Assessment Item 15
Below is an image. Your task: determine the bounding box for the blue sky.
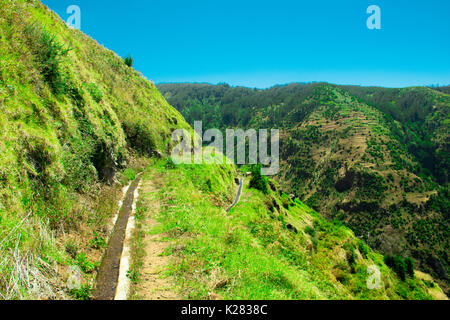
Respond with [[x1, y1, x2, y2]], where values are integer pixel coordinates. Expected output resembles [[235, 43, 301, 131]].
[[42, 0, 449, 88]]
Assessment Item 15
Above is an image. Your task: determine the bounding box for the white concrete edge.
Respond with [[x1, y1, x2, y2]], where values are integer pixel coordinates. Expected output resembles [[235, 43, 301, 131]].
[[114, 181, 141, 300]]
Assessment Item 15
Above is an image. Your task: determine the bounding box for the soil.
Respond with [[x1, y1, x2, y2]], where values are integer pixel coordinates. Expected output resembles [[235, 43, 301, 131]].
[[136, 179, 179, 300]]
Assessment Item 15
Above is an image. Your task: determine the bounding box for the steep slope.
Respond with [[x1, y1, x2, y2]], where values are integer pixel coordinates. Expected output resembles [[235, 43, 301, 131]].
[[0, 0, 189, 299], [0, 0, 446, 300], [158, 83, 450, 293], [129, 159, 441, 300], [341, 85, 449, 185], [277, 86, 449, 285]]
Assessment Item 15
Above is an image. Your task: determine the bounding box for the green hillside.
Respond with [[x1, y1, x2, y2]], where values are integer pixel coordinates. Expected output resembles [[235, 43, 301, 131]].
[[130, 159, 440, 300], [0, 0, 446, 300], [158, 83, 450, 294], [0, 0, 188, 299]]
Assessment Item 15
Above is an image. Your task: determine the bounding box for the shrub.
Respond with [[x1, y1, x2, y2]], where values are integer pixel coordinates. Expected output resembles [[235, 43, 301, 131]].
[[25, 23, 70, 93], [343, 244, 356, 267], [126, 269, 140, 284], [394, 256, 407, 281], [122, 120, 157, 156], [358, 240, 369, 258], [134, 206, 146, 220], [61, 137, 99, 193], [123, 168, 137, 181], [89, 232, 106, 249], [70, 284, 93, 300], [405, 257, 415, 278], [164, 158, 176, 170], [305, 226, 316, 238], [384, 255, 409, 281], [124, 55, 133, 67], [65, 241, 78, 259], [76, 253, 97, 273], [249, 164, 268, 194]]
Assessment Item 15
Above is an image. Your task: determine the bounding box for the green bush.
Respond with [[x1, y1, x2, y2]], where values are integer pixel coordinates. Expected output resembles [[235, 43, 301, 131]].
[[76, 254, 97, 274], [124, 55, 133, 67], [70, 284, 93, 300], [405, 257, 415, 278], [358, 240, 369, 258], [123, 168, 137, 181], [249, 164, 268, 194], [89, 232, 106, 249], [122, 120, 157, 156], [164, 158, 176, 170], [126, 269, 140, 284], [305, 226, 316, 237], [384, 255, 409, 281], [25, 22, 70, 93]]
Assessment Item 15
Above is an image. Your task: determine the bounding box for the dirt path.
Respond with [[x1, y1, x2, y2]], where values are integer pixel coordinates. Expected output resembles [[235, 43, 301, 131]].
[[136, 179, 179, 300], [93, 173, 143, 300]]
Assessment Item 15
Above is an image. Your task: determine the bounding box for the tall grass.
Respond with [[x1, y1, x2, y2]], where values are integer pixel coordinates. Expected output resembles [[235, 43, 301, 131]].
[[24, 22, 71, 94]]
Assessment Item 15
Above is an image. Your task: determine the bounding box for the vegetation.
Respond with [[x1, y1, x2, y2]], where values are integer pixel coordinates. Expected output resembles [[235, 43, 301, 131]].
[[0, 0, 447, 300], [159, 82, 450, 294], [249, 164, 269, 194], [135, 159, 438, 299], [24, 22, 71, 93], [384, 256, 415, 281], [0, 0, 189, 299], [123, 55, 134, 68], [69, 284, 94, 300]]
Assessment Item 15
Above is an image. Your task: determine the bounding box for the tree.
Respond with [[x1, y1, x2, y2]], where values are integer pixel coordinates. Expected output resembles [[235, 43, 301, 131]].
[[405, 257, 415, 278], [124, 55, 133, 67], [249, 164, 268, 194]]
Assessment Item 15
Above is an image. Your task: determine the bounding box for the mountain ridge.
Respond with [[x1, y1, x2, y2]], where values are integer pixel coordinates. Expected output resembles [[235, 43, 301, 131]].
[[158, 82, 450, 294]]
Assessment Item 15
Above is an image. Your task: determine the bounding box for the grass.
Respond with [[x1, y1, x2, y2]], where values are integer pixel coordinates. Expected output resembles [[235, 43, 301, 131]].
[[127, 195, 148, 300], [0, 0, 446, 300], [69, 284, 93, 300], [0, 0, 190, 299], [134, 159, 436, 300]]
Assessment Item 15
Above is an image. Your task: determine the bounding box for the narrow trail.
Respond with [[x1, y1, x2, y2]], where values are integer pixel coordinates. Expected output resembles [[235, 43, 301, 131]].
[[95, 175, 243, 300], [136, 179, 179, 300], [135, 175, 244, 299], [227, 178, 243, 212], [93, 173, 143, 300]]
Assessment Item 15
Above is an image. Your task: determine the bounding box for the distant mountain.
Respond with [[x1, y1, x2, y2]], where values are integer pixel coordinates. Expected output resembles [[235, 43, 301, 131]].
[[158, 82, 450, 293], [430, 85, 450, 95]]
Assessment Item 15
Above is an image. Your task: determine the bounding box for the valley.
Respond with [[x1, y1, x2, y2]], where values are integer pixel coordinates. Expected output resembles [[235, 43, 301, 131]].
[[0, 0, 448, 301], [158, 82, 450, 294]]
